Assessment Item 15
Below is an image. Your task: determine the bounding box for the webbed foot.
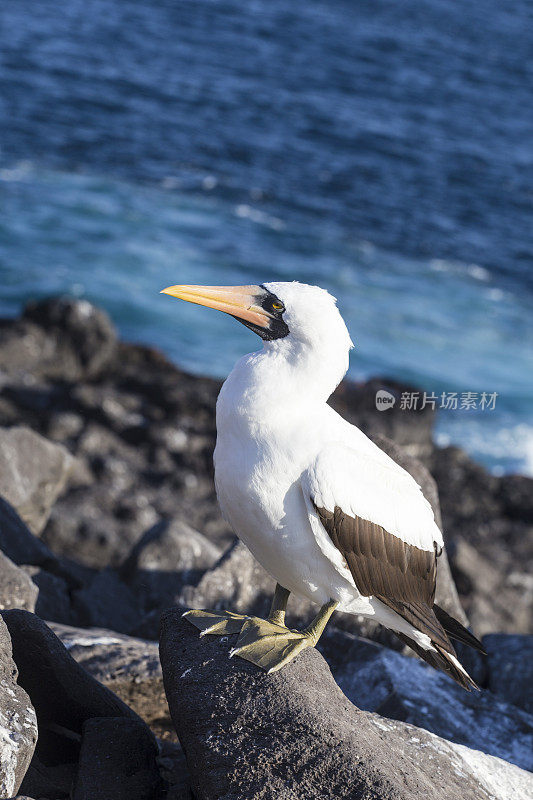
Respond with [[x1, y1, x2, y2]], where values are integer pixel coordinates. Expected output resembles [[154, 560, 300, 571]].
[[229, 616, 313, 673], [182, 609, 249, 637], [228, 597, 338, 673]]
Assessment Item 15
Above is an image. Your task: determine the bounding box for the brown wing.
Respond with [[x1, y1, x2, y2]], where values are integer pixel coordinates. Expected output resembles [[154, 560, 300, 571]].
[[313, 503, 438, 605], [312, 502, 482, 687], [312, 502, 454, 652]]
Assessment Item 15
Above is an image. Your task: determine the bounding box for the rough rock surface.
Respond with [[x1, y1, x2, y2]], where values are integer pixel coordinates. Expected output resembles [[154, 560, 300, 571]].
[[484, 633, 533, 715], [334, 634, 533, 770], [0, 497, 59, 571], [0, 552, 38, 612], [72, 716, 161, 800], [0, 296, 118, 383], [71, 569, 140, 634], [450, 537, 532, 636], [1, 610, 155, 798], [159, 611, 532, 800], [0, 426, 74, 534], [1, 610, 146, 729], [180, 539, 276, 621], [0, 617, 37, 798], [20, 565, 73, 625], [49, 623, 167, 729], [122, 518, 222, 614], [429, 445, 533, 635]]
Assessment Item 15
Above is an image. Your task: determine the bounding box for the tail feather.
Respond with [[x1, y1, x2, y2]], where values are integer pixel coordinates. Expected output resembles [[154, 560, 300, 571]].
[[433, 604, 486, 654], [395, 632, 479, 691], [378, 596, 481, 690]]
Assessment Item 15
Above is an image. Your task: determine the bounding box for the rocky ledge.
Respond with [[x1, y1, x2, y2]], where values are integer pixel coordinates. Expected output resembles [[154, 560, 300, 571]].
[[0, 297, 531, 799]]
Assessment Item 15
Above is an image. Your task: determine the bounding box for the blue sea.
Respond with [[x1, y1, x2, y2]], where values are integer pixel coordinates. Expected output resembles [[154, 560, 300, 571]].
[[0, 0, 532, 474]]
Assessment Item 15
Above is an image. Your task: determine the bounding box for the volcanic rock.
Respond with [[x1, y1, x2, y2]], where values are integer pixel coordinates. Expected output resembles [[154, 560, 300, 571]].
[[429, 446, 533, 635], [484, 633, 533, 715], [334, 635, 533, 770], [0, 296, 118, 383], [71, 569, 141, 634], [0, 617, 37, 797], [1, 610, 154, 799], [159, 610, 532, 800], [0, 497, 59, 571], [0, 552, 38, 613], [121, 518, 222, 613], [49, 623, 167, 729], [451, 537, 532, 636], [21, 566, 73, 625], [498, 474, 533, 523], [71, 717, 161, 800], [0, 426, 74, 534]]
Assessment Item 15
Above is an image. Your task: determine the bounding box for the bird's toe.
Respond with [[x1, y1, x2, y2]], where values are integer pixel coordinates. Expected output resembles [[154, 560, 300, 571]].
[[229, 616, 311, 672], [182, 608, 250, 636]]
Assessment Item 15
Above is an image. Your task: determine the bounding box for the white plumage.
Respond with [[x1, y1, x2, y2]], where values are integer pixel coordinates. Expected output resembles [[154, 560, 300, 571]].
[[214, 282, 441, 646], [162, 279, 480, 685]]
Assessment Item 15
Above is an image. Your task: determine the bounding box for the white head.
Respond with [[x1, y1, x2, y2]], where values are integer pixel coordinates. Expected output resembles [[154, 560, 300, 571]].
[[262, 280, 352, 351], [161, 280, 353, 400]]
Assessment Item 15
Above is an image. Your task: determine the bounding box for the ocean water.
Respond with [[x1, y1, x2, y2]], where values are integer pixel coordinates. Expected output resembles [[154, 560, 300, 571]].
[[0, 0, 532, 474]]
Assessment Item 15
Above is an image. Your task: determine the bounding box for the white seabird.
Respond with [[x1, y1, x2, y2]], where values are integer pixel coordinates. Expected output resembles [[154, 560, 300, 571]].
[[161, 281, 483, 688]]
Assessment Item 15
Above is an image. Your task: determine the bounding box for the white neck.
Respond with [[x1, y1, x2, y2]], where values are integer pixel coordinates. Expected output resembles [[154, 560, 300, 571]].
[[218, 334, 350, 426]]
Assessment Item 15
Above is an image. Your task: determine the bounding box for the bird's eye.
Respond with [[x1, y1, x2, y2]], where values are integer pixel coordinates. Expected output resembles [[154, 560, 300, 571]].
[[272, 301, 284, 312]]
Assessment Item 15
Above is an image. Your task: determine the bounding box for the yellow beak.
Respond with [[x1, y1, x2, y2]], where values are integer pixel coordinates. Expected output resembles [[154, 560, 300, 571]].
[[160, 283, 271, 330]]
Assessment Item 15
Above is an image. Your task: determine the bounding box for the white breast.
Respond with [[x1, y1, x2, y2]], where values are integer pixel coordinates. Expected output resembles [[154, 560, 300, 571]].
[[213, 379, 366, 606]]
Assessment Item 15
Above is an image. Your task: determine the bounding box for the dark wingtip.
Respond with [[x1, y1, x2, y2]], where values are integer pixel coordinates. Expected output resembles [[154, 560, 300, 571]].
[[433, 604, 485, 654]]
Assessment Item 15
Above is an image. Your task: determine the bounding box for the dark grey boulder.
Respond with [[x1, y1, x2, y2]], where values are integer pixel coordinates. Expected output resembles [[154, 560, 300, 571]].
[[159, 609, 532, 800], [334, 635, 533, 770], [21, 566, 73, 625], [0, 296, 118, 383], [128, 608, 166, 640], [484, 633, 533, 715], [19, 753, 77, 800], [49, 623, 167, 729], [121, 518, 222, 613], [1, 610, 154, 799], [0, 552, 38, 612], [157, 739, 191, 800], [0, 611, 150, 729], [497, 474, 533, 523], [71, 717, 161, 800], [429, 446, 533, 637], [451, 537, 532, 636], [0, 617, 37, 797], [71, 569, 141, 634], [0, 426, 74, 535], [179, 539, 276, 622], [0, 497, 59, 570]]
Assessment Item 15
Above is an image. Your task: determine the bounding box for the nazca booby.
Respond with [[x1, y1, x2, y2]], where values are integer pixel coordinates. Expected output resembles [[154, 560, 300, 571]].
[[161, 281, 483, 687]]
